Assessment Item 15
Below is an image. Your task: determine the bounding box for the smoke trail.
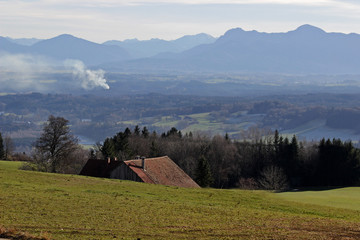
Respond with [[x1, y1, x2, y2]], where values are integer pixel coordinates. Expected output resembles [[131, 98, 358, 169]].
[[64, 59, 110, 90]]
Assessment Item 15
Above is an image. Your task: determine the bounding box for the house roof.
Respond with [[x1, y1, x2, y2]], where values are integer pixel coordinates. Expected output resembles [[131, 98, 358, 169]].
[[79, 158, 121, 178], [124, 156, 200, 188]]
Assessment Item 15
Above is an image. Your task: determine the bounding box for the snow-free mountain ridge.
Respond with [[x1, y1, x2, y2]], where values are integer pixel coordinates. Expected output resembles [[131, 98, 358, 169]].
[[2, 25, 360, 74], [112, 24, 360, 74]]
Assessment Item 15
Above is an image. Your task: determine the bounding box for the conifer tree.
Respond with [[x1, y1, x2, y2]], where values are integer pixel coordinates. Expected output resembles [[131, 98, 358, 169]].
[[0, 132, 4, 160], [195, 155, 213, 187], [142, 126, 149, 138], [134, 125, 140, 136]]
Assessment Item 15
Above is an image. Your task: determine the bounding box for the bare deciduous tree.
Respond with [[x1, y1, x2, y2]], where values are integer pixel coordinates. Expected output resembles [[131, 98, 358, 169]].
[[258, 165, 289, 191], [34, 115, 79, 173]]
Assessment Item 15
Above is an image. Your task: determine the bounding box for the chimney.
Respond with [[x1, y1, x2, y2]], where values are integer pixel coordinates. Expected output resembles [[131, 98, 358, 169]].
[[141, 156, 146, 171]]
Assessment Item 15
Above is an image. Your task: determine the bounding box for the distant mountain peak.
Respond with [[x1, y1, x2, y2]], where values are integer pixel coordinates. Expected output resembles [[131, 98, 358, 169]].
[[56, 34, 76, 39], [293, 24, 326, 34], [177, 33, 214, 40], [37, 34, 95, 46], [219, 27, 261, 42], [123, 38, 140, 43], [225, 27, 245, 34]]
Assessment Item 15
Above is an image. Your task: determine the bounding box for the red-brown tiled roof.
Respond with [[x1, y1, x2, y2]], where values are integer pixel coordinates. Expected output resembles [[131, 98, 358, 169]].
[[124, 156, 200, 188]]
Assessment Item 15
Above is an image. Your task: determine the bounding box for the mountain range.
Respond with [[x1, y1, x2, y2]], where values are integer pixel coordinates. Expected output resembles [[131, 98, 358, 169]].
[[1, 33, 215, 65], [5, 37, 43, 46], [104, 33, 215, 59], [2, 25, 360, 74], [0, 34, 129, 66]]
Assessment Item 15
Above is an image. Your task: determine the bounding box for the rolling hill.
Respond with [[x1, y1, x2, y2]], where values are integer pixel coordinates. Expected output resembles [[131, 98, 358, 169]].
[[1, 160, 360, 239]]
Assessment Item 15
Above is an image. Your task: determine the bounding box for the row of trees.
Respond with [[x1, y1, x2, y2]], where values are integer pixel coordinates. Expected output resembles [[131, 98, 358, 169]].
[[98, 127, 360, 189], [26, 116, 360, 190]]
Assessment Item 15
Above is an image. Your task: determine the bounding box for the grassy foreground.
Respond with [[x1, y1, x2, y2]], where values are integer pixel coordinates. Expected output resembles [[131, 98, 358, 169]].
[[1, 161, 360, 239], [277, 187, 360, 211]]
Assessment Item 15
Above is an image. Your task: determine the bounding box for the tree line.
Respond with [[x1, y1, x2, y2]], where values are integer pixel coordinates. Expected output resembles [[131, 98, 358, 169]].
[[14, 115, 360, 190], [98, 127, 360, 189]]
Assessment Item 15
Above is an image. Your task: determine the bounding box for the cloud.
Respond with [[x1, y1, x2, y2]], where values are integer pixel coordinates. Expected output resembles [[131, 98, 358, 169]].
[[64, 59, 110, 90], [1, 0, 360, 42], [37, 0, 359, 7]]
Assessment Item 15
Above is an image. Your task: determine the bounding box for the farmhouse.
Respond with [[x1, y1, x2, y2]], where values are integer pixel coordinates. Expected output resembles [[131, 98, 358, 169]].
[[80, 156, 200, 188], [79, 157, 121, 178]]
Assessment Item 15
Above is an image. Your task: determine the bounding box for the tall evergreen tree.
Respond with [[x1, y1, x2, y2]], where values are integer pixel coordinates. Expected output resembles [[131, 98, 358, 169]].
[[225, 133, 230, 141], [273, 130, 280, 163], [124, 127, 132, 137], [134, 125, 140, 136], [149, 141, 159, 157], [288, 135, 301, 186], [142, 126, 149, 138], [101, 138, 116, 158], [0, 132, 4, 159], [195, 155, 213, 187]]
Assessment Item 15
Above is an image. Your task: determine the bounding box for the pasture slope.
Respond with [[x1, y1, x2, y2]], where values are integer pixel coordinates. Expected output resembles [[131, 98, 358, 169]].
[[0, 160, 360, 240]]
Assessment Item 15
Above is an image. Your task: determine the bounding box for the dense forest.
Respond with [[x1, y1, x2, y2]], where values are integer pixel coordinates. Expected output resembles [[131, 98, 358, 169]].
[[97, 126, 360, 189]]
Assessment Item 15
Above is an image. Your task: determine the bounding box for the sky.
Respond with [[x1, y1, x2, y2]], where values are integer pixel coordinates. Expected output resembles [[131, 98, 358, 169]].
[[1, 0, 360, 43]]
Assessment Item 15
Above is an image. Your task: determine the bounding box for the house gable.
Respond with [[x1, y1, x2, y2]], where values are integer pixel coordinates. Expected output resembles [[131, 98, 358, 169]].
[[79, 159, 121, 178]]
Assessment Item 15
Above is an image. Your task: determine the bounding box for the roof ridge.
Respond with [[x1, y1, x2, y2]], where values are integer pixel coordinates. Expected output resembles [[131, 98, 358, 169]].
[[125, 156, 169, 162]]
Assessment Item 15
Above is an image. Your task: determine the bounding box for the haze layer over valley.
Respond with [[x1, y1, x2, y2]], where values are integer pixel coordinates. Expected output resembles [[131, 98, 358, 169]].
[[2, 25, 360, 150]]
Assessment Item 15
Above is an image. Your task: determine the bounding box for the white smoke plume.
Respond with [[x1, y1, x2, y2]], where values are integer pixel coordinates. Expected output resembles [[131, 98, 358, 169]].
[[64, 59, 110, 90], [0, 53, 110, 92]]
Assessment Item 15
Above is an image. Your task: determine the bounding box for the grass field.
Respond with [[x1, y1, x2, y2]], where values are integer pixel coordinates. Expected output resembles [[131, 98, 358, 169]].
[[1, 160, 360, 239], [277, 187, 360, 211], [136, 112, 260, 137]]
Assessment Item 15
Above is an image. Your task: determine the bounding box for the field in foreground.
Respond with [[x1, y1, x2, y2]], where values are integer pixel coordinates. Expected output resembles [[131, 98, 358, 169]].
[[277, 187, 360, 211], [1, 161, 360, 239]]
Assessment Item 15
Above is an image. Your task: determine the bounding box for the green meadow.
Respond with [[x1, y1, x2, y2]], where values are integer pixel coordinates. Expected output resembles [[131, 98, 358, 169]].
[[1, 160, 360, 239], [277, 187, 360, 211]]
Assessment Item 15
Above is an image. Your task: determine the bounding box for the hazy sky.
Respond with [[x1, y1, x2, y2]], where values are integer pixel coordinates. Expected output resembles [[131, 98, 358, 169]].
[[1, 0, 360, 42]]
